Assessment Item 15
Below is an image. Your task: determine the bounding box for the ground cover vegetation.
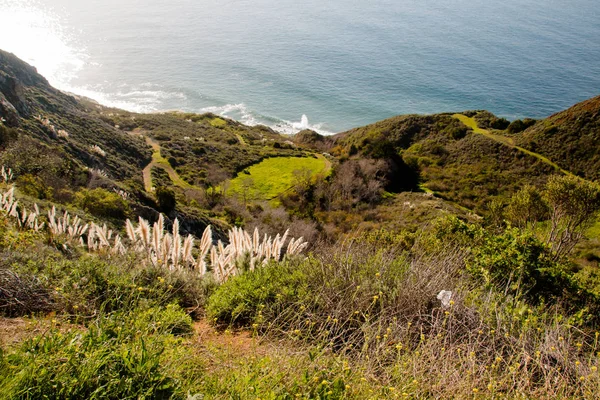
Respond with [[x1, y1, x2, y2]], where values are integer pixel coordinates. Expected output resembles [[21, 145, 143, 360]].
[[2, 49, 600, 398]]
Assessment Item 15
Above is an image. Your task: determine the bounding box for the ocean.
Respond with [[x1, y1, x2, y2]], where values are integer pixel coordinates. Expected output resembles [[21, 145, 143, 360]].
[[1, 0, 599, 134]]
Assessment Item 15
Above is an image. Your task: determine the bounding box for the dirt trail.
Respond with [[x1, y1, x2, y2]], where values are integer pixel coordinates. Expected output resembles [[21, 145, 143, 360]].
[[453, 114, 571, 175], [142, 136, 202, 193]]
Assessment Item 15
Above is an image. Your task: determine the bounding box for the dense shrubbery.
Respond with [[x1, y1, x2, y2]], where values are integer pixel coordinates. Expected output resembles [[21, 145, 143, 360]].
[[507, 118, 537, 134], [0, 124, 18, 149], [75, 187, 130, 220], [0, 304, 192, 399]]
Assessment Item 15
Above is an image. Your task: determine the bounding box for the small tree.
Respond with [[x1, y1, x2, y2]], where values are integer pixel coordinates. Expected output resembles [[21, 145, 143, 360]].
[[505, 185, 549, 229], [240, 177, 254, 206], [545, 175, 600, 258]]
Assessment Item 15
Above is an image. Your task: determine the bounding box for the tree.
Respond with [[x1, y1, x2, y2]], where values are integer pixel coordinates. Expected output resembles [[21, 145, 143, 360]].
[[545, 175, 600, 258], [203, 166, 229, 208], [505, 185, 549, 229], [240, 177, 254, 206]]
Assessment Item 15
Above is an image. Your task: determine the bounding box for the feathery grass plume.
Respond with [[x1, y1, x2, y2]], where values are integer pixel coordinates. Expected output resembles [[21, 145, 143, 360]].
[[171, 219, 182, 268], [137, 216, 151, 252], [152, 222, 161, 258], [112, 235, 126, 255], [171, 234, 182, 271], [252, 227, 259, 250], [1, 166, 13, 183], [87, 224, 97, 251], [156, 214, 165, 240], [278, 229, 289, 260], [93, 223, 109, 248], [286, 237, 308, 255], [125, 219, 136, 242], [182, 235, 194, 265], [161, 234, 173, 269], [90, 144, 106, 157], [210, 246, 221, 281], [196, 257, 207, 275]]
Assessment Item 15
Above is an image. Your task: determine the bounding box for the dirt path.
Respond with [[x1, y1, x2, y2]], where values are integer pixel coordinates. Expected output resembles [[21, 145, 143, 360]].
[[453, 114, 572, 175], [142, 136, 203, 192]]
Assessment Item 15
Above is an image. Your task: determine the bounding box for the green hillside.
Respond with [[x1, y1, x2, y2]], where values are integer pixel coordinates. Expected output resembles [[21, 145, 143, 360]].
[[516, 95, 600, 180]]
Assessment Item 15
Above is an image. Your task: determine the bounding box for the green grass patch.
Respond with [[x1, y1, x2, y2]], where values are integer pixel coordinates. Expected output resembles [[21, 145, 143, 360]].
[[209, 117, 227, 128], [228, 156, 327, 202], [585, 218, 600, 240]]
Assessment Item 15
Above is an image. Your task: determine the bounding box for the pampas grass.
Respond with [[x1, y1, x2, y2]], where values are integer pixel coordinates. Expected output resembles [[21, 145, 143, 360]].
[[1, 166, 13, 183], [0, 182, 309, 283]]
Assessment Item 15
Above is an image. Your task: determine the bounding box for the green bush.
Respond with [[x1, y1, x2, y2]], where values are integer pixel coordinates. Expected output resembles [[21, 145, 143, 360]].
[[7, 252, 208, 317], [15, 174, 52, 199], [206, 261, 310, 327], [507, 118, 537, 134], [0, 124, 18, 149], [0, 305, 190, 399], [467, 228, 599, 318], [75, 187, 129, 220]]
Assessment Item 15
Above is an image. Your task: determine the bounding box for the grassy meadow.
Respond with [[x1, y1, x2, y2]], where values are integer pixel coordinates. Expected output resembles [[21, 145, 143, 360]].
[[227, 155, 329, 203]]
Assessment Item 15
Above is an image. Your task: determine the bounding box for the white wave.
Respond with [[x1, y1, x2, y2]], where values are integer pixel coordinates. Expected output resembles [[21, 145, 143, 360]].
[[275, 114, 334, 136], [200, 104, 334, 136], [201, 103, 260, 126], [61, 85, 156, 113]]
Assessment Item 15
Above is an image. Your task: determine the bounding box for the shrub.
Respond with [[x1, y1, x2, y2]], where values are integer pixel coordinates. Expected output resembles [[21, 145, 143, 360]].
[[545, 175, 600, 258], [206, 261, 310, 327], [0, 306, 189, 399], [0, 124, 18, 149], [0, 268, 55, 317], [468, 227, 600, 321], [505, 184, 549, 228], [155, 186, 176, 213], [15, 174, 52, 199], [507, 118, 537, 134], [75, 187, 129, 220]]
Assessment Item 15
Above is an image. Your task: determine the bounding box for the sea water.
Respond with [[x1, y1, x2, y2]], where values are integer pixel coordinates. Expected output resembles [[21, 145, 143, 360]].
[[1, 0, 599, 134]]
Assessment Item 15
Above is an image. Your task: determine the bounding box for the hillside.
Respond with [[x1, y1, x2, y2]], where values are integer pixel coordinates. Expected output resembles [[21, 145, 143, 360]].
[[0, 50, 322, 238], [329, 112, 556, 214], [516, 95, 600, 180]]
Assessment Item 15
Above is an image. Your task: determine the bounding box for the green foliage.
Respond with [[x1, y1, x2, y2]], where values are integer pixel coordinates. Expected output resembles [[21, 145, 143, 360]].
[[507, 118, 537, 134], [2, 137, 88, 200], [515, 95, 600, 180], [468, 228, 560, 301], [545, 175, 600, 257], [75, 187, 130, 220], [473, 110, 510, 130], [206, 261, 310, 327], [0, 124, 18, 149], [468, 227, 600, 319], [15, 174, 53, 199], [505, 184, 549, 228], [228, 156, 327, 203], [0, 305, 190, 399]]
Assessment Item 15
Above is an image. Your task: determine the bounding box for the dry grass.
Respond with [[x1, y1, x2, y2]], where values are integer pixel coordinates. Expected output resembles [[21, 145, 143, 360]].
[[239, 234, 600, 398]]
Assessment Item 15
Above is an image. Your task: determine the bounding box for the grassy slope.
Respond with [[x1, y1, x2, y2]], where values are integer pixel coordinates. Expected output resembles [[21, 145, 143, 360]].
[[142, 136, 200, 192], [333, 113, 555, 214], [453, 114, 571, 174], [228, 155, 329, 202], [515, 95, 600, 180]]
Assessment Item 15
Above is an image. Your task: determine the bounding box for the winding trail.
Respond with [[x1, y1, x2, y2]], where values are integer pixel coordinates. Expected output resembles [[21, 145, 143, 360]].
[[142, 136, 202, 192], [453, 114, 571, 175]]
